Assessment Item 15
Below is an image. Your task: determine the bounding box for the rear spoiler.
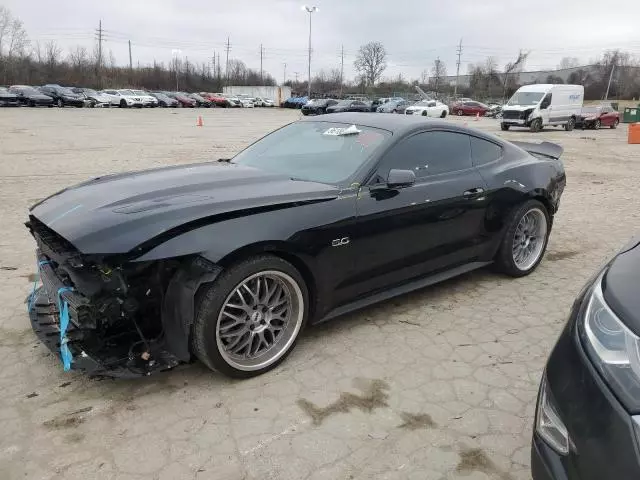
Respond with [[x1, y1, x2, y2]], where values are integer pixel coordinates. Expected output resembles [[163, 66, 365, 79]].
[[511, 141, 563, 160]]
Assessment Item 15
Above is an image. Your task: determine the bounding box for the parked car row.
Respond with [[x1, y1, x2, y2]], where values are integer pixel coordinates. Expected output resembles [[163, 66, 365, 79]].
[[0, 84, 276, 109], [300, 96, 450, 118]]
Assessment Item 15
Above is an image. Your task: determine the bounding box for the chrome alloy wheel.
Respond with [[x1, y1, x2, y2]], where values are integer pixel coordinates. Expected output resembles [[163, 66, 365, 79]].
[[512, 208, 548, 271], [216, 271, 304, 371]]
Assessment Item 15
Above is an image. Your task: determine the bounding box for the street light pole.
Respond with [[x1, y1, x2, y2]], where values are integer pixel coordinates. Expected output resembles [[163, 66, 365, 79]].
[[171, 49, 182, 91], [302, 6, 318, 99]]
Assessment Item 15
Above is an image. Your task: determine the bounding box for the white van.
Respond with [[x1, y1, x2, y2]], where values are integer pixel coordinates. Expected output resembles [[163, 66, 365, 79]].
[[500, 84, 584, 132]]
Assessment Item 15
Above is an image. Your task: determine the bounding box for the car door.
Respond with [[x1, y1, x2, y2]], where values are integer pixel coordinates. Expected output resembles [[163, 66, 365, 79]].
[[343, 130, 489, 299], [539, 93, 552, 124], [599, 106, 612, 126]]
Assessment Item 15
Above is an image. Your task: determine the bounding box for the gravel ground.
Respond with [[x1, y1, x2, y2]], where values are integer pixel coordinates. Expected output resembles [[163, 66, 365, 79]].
[[0, 107, 639, 480]]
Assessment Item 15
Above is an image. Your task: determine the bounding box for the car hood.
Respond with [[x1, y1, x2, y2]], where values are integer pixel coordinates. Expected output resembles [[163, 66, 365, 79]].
[[503, 105, 537, 111], [29, 162, 339, 255], [603, 239, 640, 336]]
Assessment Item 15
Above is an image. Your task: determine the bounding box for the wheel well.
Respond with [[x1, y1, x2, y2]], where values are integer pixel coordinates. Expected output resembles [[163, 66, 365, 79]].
[[532, 195, 553, 215], [217, 245, 318, 319]]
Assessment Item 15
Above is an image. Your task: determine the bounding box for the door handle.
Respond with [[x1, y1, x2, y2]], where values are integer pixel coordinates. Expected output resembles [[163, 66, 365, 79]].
[[463, 187, 485, 198]]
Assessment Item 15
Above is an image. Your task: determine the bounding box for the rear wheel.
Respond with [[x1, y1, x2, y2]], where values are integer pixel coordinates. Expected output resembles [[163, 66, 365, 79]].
[[57, 98, 64, 108], [494, 200, 550, 277], [422, 111, 428, 117], [120, 99, 127, 108], [564, 117, 575, 131], [440, 110, 447, 118], [500, 123, 510, 131], [29, 100, 35, 107], [192, 255, 308, 378], [611, 119, 619, 129]]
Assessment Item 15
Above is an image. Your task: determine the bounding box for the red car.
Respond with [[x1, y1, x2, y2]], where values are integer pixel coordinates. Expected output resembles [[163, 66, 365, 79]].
[[576, 104, 620, 129], [166, 92, 196, 107], [201, 92, 230, 108], [452, 100, 489, 116]]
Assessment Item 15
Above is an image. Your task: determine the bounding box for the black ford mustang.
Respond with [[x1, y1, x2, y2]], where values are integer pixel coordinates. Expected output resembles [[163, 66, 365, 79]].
[[26, 113, 566, 378]]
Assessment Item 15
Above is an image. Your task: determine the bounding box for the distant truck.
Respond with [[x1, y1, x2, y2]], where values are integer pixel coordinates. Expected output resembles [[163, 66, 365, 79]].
[[500, 84, 584, 132]]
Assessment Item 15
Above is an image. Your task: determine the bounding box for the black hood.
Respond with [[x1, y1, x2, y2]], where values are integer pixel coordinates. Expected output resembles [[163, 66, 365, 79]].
[[603, 239, 640, 336], [29, 162, 338, 255]]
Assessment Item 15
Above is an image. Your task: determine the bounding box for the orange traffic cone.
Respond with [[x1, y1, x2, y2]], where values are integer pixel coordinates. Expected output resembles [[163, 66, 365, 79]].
[[475, 112, 479, 121], [196, 116, 203, 127]]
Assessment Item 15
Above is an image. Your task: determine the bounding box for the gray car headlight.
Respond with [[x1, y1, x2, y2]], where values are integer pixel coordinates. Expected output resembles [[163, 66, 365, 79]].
[[580, 274, 640, 411]]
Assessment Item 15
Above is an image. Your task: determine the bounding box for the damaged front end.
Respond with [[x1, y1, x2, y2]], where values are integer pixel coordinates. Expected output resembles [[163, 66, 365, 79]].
[[26, 216, 219, 378]]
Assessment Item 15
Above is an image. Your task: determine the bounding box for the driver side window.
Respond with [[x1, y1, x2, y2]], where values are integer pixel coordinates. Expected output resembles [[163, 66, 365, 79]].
[[541, 93, 552, 108], [374, 131, 472, 183]]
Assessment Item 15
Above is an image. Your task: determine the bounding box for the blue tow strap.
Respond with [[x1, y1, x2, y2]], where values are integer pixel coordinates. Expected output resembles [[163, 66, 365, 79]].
[[56, 286, 74, 371], [27, 260, 51, 313]]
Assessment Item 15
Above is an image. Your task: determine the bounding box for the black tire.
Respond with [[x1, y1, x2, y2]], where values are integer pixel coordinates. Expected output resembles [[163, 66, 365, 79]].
[[440, 110, 447, 118], [422, 111, 428, 117], [120, 99, 127, 108], [29, 101, 35, 107], [500, 123, 510, 131], [564, 117, 575, 131], [494, 199, 550, 277], [611, 119, 619, 129], [57, 98, 64, 108], [192, 255, 309, 378], [595, 119, 601, 129], [530, 118, 542, 132]]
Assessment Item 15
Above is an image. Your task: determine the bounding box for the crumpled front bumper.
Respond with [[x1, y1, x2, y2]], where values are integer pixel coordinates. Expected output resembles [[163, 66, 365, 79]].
[[28, 285, 182, 379]]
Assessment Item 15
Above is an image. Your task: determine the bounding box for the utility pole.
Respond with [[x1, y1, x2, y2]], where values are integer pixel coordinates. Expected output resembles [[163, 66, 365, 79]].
[[303, 6, 318, 98], [340, 44, 344, 97], [260, 44, 264, 84], [96, 20, 103, 88], [283, 63, 287, 85], [217, 53, 221, 83], [225, 36, 231, 86], [604, 63, 616, 100], [454, 38, 462, 97], [128, 40, 133, 71], [294, 72, 300, 83]]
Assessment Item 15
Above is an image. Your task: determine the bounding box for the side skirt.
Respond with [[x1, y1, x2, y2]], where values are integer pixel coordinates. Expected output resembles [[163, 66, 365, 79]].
[[317, 261, 492, 324]]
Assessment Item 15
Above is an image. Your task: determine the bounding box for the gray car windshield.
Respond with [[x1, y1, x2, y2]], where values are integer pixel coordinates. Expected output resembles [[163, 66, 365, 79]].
[[232, 122, 391, 184], [507, 92, 545, 106]]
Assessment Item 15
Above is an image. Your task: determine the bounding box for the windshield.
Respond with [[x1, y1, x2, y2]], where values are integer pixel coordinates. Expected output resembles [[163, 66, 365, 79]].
[[132, 90, 146, 95], [507, 91, 545, 106], [0, 87, 9, 93], [83, 89, 97, 95], [59, 87, 76, 95], [16, 86, 39, 95], [582, 107, 601, 114], [232, 121, 391, 184], [336, 100, 352, 106], [120, 90, 135, 95], [416, 100, 435, 106]]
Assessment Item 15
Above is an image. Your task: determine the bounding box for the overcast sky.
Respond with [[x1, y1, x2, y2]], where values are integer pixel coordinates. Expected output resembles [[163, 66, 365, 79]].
[[4, 0, 640, 83]]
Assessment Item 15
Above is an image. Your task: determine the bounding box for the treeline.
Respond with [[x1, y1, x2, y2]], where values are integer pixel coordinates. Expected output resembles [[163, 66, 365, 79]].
[[0, 5, 275, 91]]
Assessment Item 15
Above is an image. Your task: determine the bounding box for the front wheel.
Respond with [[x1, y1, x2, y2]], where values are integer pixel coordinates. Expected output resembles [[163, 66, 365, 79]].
[[530, 118, 542, 132], [422, 111, 428, 117], [457, 110, 463, 116], [611, 119, 619, 129], [440, 110, 447, 118], [192, 255, 308, 378], [57, 99, 64, 108], [594, 119, 601, 129], [120, 99, 127, 108], [494, 200, 550, 277], [500, 123, 510, 131]]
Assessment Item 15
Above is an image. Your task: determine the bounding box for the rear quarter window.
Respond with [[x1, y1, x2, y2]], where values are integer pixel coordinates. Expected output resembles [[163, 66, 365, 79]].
[[470, 136, 503, 166]]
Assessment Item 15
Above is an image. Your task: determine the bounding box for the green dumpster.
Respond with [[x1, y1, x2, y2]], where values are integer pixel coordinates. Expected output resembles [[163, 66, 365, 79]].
[[623, 106, 640, 123]]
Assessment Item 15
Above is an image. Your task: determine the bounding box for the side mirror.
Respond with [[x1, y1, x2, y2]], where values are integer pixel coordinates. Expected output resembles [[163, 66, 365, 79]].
[[387, 169, 416, 188]]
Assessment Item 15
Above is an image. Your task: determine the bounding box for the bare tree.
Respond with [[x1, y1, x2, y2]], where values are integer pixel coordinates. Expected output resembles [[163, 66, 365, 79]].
[[429, 58, 447, 95], [68, 45, 89, 70], [502, 50, 529, 99], [558, 57, 580, 70], [6, 18, 29, 58], [354, 42, 387, 87], [0, 6, 11, 55]]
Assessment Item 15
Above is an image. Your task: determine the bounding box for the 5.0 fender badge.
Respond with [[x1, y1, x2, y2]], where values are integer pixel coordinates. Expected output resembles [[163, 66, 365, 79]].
[[331, 237, 350, 247]]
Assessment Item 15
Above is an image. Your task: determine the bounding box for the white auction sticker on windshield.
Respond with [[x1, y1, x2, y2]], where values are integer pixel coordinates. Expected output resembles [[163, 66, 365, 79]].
[[323, 125, 362, 136]]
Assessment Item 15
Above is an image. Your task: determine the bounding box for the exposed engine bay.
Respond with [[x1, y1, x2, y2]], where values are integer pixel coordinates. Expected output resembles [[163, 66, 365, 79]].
[[27, 215, 190, 377]]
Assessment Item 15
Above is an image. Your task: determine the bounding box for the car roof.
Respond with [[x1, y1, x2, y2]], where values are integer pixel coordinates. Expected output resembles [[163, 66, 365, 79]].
[[299, 112, 496, 139]]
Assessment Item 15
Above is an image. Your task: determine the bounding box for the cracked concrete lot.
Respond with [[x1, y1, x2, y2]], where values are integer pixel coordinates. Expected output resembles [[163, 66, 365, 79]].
[[1, 108, 639, 479]]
